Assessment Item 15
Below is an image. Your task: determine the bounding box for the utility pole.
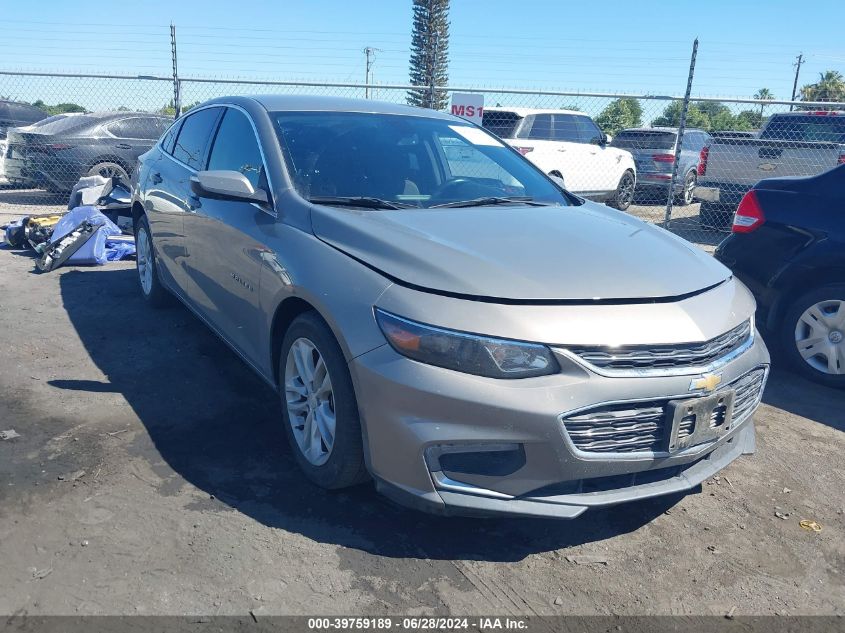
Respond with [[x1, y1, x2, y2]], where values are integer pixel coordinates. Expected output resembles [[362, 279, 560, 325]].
[[170, 24, 181, 118], [664, 37, 698, 229], [364, 47, 378, 99], [790, 53, 804, 111]]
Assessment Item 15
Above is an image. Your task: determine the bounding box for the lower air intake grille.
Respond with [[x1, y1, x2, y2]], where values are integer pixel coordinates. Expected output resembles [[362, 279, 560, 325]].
[[560, 367, 767, 454]]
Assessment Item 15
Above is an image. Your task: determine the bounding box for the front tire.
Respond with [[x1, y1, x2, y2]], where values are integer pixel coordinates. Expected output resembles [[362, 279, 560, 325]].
[[135, 215, 171, 308], [608, 170, 635, 211], [780, 284, 845, 388], [280, 312, 369, 489]]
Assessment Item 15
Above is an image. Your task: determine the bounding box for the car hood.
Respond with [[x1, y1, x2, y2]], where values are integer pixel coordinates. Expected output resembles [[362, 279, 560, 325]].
[[310, 200, 730, 301]]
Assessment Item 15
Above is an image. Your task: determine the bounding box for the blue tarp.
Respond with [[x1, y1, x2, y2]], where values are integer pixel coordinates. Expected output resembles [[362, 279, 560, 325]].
[[48, 206, 134, 265]]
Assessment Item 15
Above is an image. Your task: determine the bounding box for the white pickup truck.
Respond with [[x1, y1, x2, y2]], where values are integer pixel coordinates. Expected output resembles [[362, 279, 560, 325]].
[[697, 111, 845, 228], [481, 107, 637, 210]]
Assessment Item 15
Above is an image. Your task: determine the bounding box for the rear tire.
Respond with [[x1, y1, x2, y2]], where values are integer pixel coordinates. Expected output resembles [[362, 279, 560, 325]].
[[87, 161, 129, 183], [608, 170, 635, 211], [675, 171, 696, 206], [134, 215, 171, 308], [780, 285, 845, 389], [279, 312, 369, 489]]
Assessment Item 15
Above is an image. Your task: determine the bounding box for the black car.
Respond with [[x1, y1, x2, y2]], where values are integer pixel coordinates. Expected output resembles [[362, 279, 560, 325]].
[[0, 100, 49, 139], [715, 164, 845, 387], [4, 112, 171, 191]]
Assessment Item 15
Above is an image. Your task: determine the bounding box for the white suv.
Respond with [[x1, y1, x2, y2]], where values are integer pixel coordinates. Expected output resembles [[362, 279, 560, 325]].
[[482, 107, 637, 210]]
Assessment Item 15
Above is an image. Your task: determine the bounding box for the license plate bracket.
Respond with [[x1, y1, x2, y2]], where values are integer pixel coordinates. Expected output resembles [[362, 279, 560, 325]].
[[667, 390, 735, 452]]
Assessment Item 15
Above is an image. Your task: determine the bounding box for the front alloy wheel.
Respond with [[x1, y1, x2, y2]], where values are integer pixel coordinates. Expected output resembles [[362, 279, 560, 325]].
[[609, 170, 635, 210], [284, 338, 336, 466]]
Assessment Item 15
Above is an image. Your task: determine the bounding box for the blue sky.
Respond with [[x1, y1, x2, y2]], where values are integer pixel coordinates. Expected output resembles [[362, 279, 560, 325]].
[[1, 0, 843, 111]]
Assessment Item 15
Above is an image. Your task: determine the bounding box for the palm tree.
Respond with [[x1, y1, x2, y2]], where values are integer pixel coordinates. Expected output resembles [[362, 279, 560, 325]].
[[800, 71, 845, 106], [753, 88, 774, 117]]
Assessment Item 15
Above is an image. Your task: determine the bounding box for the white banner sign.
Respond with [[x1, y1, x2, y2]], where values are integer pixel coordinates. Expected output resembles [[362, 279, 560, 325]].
[[450, 93, 485, 125]]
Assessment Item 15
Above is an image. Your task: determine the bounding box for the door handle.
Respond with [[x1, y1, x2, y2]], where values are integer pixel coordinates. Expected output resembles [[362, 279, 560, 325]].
[[557, 148, 567, 152], [150, 172, 162, 185], [115, 143, 132, 150]]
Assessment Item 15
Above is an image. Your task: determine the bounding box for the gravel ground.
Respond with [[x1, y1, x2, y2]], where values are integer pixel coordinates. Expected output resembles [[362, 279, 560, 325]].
[[0, 205, 842, 617]]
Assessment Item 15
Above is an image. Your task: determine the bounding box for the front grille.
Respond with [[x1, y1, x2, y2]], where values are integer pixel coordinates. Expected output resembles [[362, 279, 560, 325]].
[[567, 320, 752, 372], [560, 366, 767, 454]]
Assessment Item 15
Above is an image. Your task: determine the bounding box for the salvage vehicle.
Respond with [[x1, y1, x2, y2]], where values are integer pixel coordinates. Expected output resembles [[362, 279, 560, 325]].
[[611, 127, 710, 205], [697, 110, 845, 229], [0, 100, 49, 139], [4, 112, 171, 192], [715, 164, 845, 388], [132, 96, 769, 518], [481, 107, 637, 210]]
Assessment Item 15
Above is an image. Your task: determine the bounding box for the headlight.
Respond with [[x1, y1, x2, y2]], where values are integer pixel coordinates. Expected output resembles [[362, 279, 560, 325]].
[[375, 309, 558, 379]]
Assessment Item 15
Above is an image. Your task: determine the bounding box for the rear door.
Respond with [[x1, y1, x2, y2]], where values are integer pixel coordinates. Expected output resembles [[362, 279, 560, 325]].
[[511, 113, 591, 192], [144, 106, 222, 292], [183, 106, 272, 363]]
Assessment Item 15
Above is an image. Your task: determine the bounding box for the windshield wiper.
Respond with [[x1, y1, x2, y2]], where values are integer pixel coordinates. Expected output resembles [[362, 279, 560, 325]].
[[309, 196, 414, 210], [429, 196, 551, 209]]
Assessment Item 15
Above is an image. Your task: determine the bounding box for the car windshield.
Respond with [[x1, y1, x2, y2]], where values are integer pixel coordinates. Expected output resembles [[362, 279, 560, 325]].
[[272, 111, 570, 209], [481, 110, 522, 138], [612, 131, 676, 150]]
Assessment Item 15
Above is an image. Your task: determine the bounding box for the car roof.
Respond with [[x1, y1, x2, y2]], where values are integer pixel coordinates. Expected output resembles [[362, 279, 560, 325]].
[[617, 127, 707, 134], [483, 106, 587, 117], [201, 95, 462, 122], [85, 111, 170, 120]]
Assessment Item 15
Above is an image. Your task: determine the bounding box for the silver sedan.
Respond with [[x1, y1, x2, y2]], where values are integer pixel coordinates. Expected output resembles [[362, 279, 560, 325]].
[[131, 95, 769, 518]]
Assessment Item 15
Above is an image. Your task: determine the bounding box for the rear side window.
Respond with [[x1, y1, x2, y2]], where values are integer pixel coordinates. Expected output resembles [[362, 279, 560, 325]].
[[159, 120, 181, 154], [107, 117, 169, 140], [172, 108, 222, 170], [522, 114, 553, 140], [481, 110, 522, 138], [207, 108, 266, 189]]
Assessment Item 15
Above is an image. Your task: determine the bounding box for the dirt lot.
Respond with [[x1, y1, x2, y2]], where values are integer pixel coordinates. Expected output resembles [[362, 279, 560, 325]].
[[0, 211, 843, 617]]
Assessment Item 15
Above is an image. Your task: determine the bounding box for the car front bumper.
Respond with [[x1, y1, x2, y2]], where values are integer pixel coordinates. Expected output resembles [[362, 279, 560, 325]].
[[350, 332, 769, 519]]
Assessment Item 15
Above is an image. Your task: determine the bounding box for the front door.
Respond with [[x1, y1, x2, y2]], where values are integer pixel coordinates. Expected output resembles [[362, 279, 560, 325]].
[[183, 106, 271, 365]]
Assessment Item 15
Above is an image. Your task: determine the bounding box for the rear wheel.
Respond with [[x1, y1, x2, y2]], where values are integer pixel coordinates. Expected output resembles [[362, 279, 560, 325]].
[[280, 312, 369, 489], [675, 171, 696, 206], [87, 161, 129, 182], [780, 285, 845, 388], [135, 215, 170, 308], [608, 170, 635, 211]]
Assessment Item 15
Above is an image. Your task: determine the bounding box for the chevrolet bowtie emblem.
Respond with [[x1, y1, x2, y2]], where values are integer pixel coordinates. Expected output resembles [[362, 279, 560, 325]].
[[690, 373, 722, 392]]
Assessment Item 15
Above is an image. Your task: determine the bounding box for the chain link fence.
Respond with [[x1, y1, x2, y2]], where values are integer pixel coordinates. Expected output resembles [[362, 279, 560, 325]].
[[1, 70, 843, 250]]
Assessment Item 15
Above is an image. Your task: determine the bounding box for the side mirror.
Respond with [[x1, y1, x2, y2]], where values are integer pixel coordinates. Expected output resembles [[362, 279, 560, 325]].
[[190, 170, 269, 205], [548, 173, 566, 189], [600, 133, 612, 145]]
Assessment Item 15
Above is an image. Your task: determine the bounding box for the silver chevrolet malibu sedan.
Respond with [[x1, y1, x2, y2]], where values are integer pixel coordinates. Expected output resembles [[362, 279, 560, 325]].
[[132, 95, 769, 518]]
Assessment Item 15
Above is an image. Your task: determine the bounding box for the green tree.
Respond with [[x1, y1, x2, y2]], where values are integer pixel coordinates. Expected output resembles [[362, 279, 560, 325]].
[[32, 100, 86, 115], [407, 0, 450, 110], [753, 88, 775, 118], [651, 101, 710, 129], [595, 98, 643, 135], [799, 70, 845, 107], [735, 109, 763, 130], [158, 100, 201, 116]]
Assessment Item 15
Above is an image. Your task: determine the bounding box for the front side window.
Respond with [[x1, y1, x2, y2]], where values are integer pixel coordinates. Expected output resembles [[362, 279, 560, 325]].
[[172, 107, 221, 170], [207, 108, 266, 189], [575, 116, 603, 144], [107, 117, 169, 140], [273, 111, 570, 209]]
